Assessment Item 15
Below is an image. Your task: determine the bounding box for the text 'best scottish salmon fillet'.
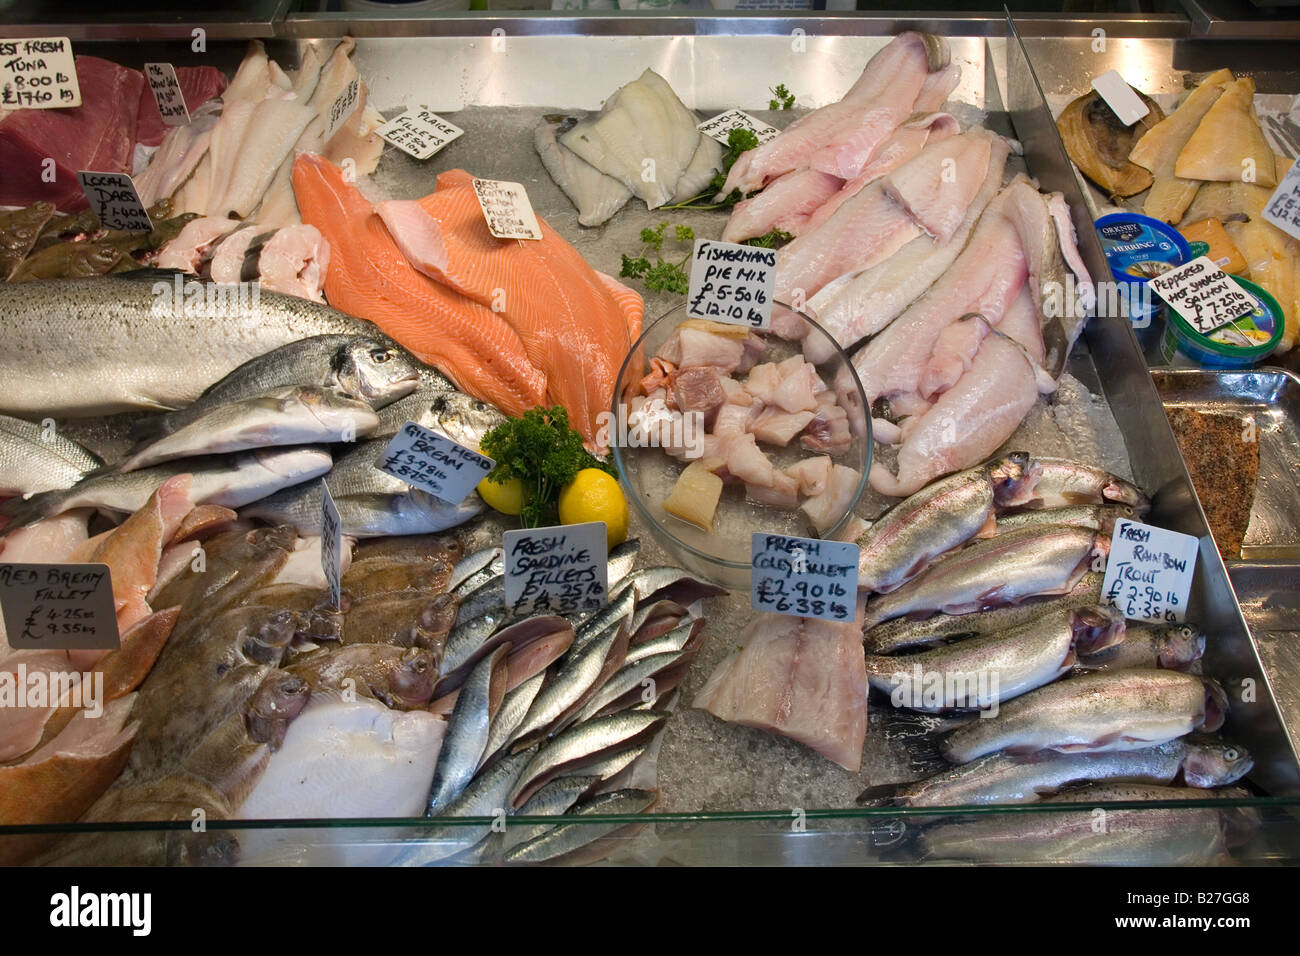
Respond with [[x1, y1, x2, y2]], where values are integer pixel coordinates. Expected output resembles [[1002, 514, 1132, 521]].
[[374, 168, 643, 446], [291, 153, 548, 419]]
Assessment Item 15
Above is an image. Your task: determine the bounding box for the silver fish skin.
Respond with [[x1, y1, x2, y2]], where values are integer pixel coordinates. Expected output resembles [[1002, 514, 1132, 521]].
[[509, 621, 627, 750], [1, 445, 332, 527], [450, 547, 503, 597], [856, 455, 1032, 593], [0, 277, 442, 417], [570, 583, 637, 655], [625, 619, 699, 666], [397, 747, 535, 867], [863, 572, 1106, 655], [940, 669, 1221, 763], [558, 742, 648, 784], [993, 503, 1139, 537], [861, 525, 1105, 629], [428, 646, 509, 813], [1018, 458, 1147, 512], [867, 737, 1251, 807], [146, 334, 425, 439], [480, 672, 547, 771], [116, 386, 380, 472], [0, 413, 102, 496], [243, 478, 482, 538], [502, 774, 602, 851], [441, 615, 569, 687], [572, 651, 685, 724], [375, 387, 504, 448], [1077, 622, 1206, 672], [510, 711, 666, 807], [916, 791, 1235, 865], [503, 788, 657, 864], [866, 606, 1124, 711], [627, 599, 689, 640]]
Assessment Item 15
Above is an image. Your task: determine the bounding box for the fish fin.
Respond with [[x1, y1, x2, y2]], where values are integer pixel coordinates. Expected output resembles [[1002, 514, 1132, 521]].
[[128, 413, 173, 445], [0, 493, 60, 537], [113, 267, 193, 283], [855, 782, 903, 806]]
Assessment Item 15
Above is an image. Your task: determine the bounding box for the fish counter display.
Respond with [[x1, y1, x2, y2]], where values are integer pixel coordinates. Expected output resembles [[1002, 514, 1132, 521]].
[[0, 27, 1297, 867]]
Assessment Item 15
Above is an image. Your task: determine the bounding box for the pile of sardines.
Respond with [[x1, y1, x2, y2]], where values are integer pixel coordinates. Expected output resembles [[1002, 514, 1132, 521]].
[[853, 454, 1256, 865]]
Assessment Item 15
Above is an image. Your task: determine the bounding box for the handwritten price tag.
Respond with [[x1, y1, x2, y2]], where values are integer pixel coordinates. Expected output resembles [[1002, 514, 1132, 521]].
[[323, 76, 360, 141], [0, 563, 119, 650], [504, 522, 608, 616], [144, 62, 190, 126], [375, 421, 495, 505], [1263, 160, 1300, 242], [376, 107, 464, 160], [1101, 519, 1199, 624], [686, 239, 776, 330], [472, 178, 543, 241], [0, 37, 80, 109], [320, 481, 342, 610], [697, 109, 781, 146], [76, 171, 152, 233], [1149, 256, 1253, 335], [751, 533, 858, 622]]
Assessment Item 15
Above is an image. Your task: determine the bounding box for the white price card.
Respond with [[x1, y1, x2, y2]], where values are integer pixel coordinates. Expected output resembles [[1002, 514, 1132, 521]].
[[376, 421, 495, 505], [0, 563, 119, 650], [376, 107, 464, 160], [0, 37, 80, 109], [1090, 70, 1150, 126], [504, 522, 608, 616], [686, 238, 776, 330], [320, 481, 342, 610], [1149, 256, 1254, 334], [472, 178, 543, 240], [751, 533, 859, 622], [1263, 159, 1300, 241], [76, 171, 153, 232], [144, 62, 190, 126], [323, 76, 360, 141], [697, 109, 781, 147], [1101, 519, 1199, 624]]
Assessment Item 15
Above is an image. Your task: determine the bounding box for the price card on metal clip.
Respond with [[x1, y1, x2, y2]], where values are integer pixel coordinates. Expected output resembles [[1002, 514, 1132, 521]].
[[1101, 519, 1199, 624]]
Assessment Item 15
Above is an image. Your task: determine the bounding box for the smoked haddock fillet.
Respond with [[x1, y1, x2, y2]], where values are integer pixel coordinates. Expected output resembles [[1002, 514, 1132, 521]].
[[291, 154, 547, 417], [376, 169, 642, 445]]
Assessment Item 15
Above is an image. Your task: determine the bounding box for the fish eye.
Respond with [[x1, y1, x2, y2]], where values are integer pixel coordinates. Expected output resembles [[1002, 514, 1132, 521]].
[[370, 348, 394, 363], [1225, 749, 1238, 761]]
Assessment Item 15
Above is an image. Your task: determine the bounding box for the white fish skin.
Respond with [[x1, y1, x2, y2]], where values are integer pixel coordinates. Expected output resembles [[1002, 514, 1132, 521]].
[[561, 69, 701, 209], [804, 132, 1009, 363], [669, 133, 724, 204], [252, 155, 304, 231], [134, 103, 221, 207], [216, 96, 316, 219], [534, 115, 632, 227]]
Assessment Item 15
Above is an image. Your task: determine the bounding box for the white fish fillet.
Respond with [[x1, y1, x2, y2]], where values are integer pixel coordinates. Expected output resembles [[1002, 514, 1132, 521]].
[[870, 331, 1040, 497], [216, 94, 316, 219], [534, 114, 632, 226], [134, 103, 221, 207], [207, 226, 262, 284], [257, 224, 331, 303], [881, 129, 993, 243], [804, 133, 1009, 362], [722, 167, 844, 243], [670, 132, 724, 204], [694, 613, 867, 771], [252, 155, 304, 230], [561, 69, 706, 209]]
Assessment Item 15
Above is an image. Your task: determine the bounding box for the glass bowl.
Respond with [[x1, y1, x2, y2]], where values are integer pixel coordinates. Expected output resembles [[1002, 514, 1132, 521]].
[[610, 302, 871, 590]]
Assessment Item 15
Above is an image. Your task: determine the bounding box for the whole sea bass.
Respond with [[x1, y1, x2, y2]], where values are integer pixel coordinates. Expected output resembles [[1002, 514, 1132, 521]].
[[0, 276, 450, 417]]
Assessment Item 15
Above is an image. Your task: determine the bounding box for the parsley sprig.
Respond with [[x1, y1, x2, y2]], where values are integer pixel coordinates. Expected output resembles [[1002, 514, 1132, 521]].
[[769, 84, 795, 110], [619, 222, 696, 294]]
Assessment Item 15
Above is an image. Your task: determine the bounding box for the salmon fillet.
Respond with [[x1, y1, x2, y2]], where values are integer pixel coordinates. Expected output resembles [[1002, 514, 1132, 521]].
[[291, 154, 547, 417], [375, 170, 640, 444]]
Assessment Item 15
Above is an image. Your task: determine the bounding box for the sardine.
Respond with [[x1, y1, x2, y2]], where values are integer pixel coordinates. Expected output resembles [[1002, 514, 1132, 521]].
[[558, 742, 649, 784], [940, 669, 1227, 763], [510, 711, 666, 807], [141, 334, 423, 443], [1077, 622, 1206, 672], [480, 672, 547, 770], [114, 386, 380, 472], [0, 277, 447, 417], [866, 607, 1124, 711], [572, 651, 687, 723], [1, 445, 333, 529], [861, 525, 1105, 629], [863, 572, 1105, 654], [0, 413, 102, 496], [856, 454, 1034, 593], [993, 503, 1139, 536], [440, 615, 570, 689], [502, 789, 658, 864], [503, 775, 601, 851], [862, 736, 1252, 807], [915, 784, 1247, 865], [449, 547, 503, 594], [428, 645, 510, 813], [570, 582, 638, 655], [1018, 458, 1147, 512], [625, 619, 701, 666]]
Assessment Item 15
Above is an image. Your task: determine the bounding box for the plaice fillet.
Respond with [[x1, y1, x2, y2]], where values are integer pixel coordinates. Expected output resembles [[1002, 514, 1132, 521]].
[[804, 132, 1008, 362], [292, 154, 548, 417], [1175, 77, 1277, 188], [560, 69, 709, 210], [694, 613, 866, 772], [534, 114, 633, 227], [374, 169, 641, 445], [718, 31, 950, 197]]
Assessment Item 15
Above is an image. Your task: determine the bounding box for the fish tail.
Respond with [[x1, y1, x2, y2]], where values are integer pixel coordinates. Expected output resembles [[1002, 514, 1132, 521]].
[[0, 492, 60, 537], [855, 782, 902, 806]]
